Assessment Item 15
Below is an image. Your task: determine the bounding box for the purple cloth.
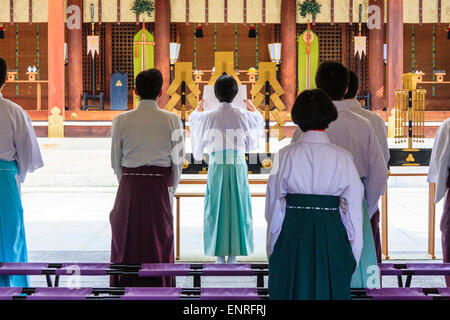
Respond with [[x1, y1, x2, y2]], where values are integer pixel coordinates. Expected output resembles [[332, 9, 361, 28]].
[[370, 209, 382, 263], [120, 287, 181, 300], [405, 263, 450, 275], [0, 287, 22, 300], [441, 171, 450, 287], [0, 263, 49, 275], [138, 264, 190, 276], [110, 166, 175, 287], [365, 288, 432, 300], [55, 263, 110, 276], [27, 288, 92, 300], [200, 288, 260, 300], [202, 264, 253, 276], [438, 288, 450, 296], [378, 264, 402, 276]]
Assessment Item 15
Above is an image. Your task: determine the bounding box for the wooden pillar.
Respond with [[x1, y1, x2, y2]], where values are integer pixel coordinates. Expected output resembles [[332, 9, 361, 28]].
[[67, 0, 83, 111], [48, 0, 65, 137], [155, 0, 170, 107], [386, 0, 403, 112], [280, 0, 297, 109], [105, 23, 113, 101], [368, 0, 385, 111]]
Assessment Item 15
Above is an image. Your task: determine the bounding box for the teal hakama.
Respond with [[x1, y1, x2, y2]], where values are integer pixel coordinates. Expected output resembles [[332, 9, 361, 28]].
[[269, 194, 356, 300], [350, 200, 380, 288], [203, 150, 254, 256], [0, 160, 29, 287]]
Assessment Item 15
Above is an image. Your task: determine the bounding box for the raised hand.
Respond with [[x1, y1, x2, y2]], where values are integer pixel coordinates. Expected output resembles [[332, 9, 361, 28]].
[[244, 99, 256, 112], [197, 99, 205, 112]]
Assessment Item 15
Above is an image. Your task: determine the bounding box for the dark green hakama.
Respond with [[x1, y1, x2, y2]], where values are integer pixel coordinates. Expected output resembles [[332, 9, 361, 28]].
[[269, 194, 356, 300]]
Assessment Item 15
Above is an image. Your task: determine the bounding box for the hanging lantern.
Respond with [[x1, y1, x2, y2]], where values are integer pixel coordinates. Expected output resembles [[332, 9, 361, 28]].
[[0, 23, 4, 39], [195, 24, 204, 38], [248, 24, 256, 38]]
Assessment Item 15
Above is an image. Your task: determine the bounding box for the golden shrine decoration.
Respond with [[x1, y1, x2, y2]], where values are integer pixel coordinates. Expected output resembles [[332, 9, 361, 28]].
[[166, 62, 201, 126], [250, 62, 287, 152], [393, 73, 426, 149], [208, 52, 242, 86], [48, 107, 64, 138]]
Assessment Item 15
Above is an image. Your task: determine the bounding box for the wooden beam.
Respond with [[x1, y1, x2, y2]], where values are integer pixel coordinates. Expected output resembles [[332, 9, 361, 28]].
[[368, 0, 385, 111], [386, 0, 403, 113], [48, 0, 65, 137], [280, 0, 297, 109], [67, 0, 83, 111], [155, 0, 171, 107]]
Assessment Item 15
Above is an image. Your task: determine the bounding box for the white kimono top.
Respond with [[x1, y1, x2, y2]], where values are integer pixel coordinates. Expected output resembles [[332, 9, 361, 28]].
[[344, 99, 390, 164], [428, 118, 450, 203], [0, 93, 43, 182], [111, 99, 185, 191], [292, 101, 388, 218], [265, 131, 364, 263], [189, 102, 264, 161]]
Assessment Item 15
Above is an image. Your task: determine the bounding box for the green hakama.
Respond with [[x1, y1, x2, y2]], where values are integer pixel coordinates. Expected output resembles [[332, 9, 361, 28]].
[[203, 150, 254, 256], [269, 194, 356, 300]]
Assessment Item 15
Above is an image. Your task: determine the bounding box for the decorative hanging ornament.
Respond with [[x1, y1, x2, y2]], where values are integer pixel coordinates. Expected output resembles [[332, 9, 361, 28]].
[[0, 23, 4, 39], [354, 36, 366, 58], [87, 35, 100, 56], [448, 24, 450, 40], [248, 24, 256, 38], [195, 24, 204, 38]]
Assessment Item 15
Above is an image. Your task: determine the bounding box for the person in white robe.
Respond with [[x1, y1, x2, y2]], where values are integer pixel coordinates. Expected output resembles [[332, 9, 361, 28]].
[[428, 118, 450, 287], [343, 70, 390, 263], [291, 62, 386, 288], [266, 89, 364, 300], [109, 69, 185, 287], [189, 74, 264, 264], [0, 57, 44, 287]]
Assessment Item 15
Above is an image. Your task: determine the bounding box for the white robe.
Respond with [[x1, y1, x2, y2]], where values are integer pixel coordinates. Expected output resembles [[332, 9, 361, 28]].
[[265, 131, 364, 263], [291, 101, 388, 218], [428, 118, 450, 203], [111, 99, 185, 192], [189, 102, 264, 160], [0, 93, 43, 182], [344, 99, 390, 164]]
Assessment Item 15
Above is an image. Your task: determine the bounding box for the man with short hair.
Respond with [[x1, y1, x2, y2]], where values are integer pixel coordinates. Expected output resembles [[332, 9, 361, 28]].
[[110, 68, 185, 287], [0, 57, 43, 287], [292, 61, 387, 288], [343, 70, 390, 263]]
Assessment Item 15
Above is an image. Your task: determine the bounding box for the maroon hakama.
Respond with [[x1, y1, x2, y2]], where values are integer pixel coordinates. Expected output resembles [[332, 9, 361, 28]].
[[441, 172, 450, 287], [370, 209, 382, 263], [110, 166, 175, 287]]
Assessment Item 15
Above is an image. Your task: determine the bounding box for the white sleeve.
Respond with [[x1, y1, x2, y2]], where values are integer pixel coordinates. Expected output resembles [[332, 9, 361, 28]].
[[339, 159, 365, 264], [13, 110, 44, 182], [188, 110, 207, 161], [110, 117, 123, 182], [364, 127, 388, 217], [171, 117, 185, 193], [428, 122, 450, 202], [244, 110, 264, 151], [265, 151, 288, 258], [375, 116, 390, 164], [291, 127, 303, 144]]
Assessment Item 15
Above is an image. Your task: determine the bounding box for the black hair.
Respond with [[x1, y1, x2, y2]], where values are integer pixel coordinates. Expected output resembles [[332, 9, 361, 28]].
[[344, 69, 359, 99], [0, 57, 7, 88], [315, 61, 349, 101], [214, 74, 238, 103], [291, 89, 338, 132], [135, 68, 163, 100]]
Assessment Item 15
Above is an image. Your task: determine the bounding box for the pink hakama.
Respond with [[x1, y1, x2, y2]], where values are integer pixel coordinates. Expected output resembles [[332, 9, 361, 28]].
[[110, 166, 175, 287]]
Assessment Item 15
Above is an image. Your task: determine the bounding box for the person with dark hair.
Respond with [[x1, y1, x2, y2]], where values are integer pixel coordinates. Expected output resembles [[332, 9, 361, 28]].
[[110, 68, 185, 287], [344, 70, 390, 263], [292, 61, 387, 289], [189, 74, 264, 264], [428, 118, 450, 287], [266, 89, 364, 300], [0, 57, 43, 287]]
